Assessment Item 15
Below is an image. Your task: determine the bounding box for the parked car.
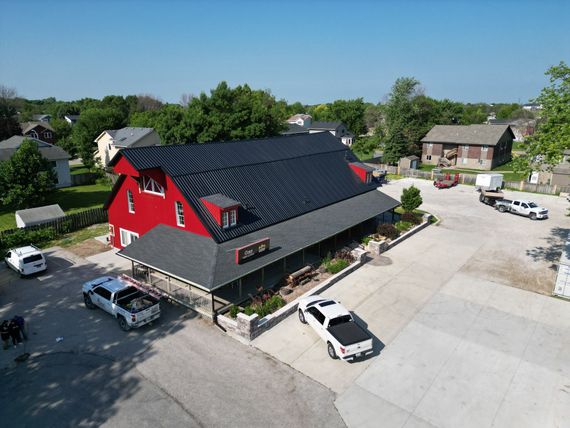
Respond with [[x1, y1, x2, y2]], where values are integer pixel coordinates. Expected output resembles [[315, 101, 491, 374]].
[[494, 199, 548, 220], [4, 245, 47, 276], [298, 295, 373, 361], [82, 276, 161, 331]]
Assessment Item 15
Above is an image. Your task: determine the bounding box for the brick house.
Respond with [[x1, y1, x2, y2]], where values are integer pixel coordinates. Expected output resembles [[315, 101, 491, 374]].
[[104, 132, 398, 318], [20, 122, 56, 145], [421, 125, 514, 170]]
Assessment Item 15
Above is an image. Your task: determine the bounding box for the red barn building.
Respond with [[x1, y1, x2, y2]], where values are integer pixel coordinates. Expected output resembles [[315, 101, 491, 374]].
[[105, 133, 399, 318]]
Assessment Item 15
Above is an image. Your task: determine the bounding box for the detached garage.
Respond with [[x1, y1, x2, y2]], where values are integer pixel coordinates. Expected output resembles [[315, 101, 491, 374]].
[[15, 204, 66, 228]]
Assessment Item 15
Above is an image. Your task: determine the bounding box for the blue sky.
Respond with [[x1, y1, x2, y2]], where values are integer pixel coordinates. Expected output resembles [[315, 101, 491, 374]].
[[1, 0, 568, 104]]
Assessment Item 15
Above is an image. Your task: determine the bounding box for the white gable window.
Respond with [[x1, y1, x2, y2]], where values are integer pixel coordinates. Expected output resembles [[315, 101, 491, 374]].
[[481, 145, 488, 151], [229, 209, 237, 226], [142, 176, 164, 195], [175, 201, 185, 226], [29, 130, 38, 139], [44, 131, 52, 139], [127, 190, 135, 213], [222, 211, 229, 228]]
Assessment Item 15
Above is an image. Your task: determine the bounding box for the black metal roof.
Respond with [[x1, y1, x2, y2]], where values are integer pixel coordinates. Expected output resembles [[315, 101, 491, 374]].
[[118, 190, 400, 291], [110, 133, 380, 243]]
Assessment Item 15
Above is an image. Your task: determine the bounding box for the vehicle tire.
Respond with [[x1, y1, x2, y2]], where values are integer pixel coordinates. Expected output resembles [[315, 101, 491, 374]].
[[530, 213, 537, 220], [298, 309, 306, 324], [118, 316, 131, 332], [83, 293, 96, 309], [498, 205, 507, 213], [479, 194, 484, 203], [327, 342, 338, 360]]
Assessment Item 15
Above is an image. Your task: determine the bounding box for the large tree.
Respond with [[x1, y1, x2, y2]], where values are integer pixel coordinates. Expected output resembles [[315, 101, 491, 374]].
[[514, 61, 570, 174], [0, 85, 21, 140], [131, 104, 193, 145], [0, 139, 57, 209], [382, 77, 422, 163], [72, 107, 126, 167]]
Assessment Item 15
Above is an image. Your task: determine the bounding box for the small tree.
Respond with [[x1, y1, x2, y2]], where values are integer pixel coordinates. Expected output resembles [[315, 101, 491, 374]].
[[400, 185, 422, 213], [0, 139, 57, 209]]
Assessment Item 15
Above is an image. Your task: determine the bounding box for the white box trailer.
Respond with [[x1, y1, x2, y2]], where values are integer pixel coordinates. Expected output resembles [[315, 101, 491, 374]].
[[475, 173, 504, 192], [554, 237, 570, 299]]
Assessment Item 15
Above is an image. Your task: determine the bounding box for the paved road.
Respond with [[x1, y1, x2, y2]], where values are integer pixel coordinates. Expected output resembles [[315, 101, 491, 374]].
[[0, 247, 344, 428], [254, 179, 570, 428]]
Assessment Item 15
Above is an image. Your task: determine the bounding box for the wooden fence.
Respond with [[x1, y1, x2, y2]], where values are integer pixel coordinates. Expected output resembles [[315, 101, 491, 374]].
[[0, 207, 108, 241], [71, 172, 99, 186], [374, 164, 564, 195]]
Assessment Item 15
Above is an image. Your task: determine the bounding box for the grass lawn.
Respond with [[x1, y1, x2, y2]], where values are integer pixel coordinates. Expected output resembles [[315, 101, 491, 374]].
[[0, 183, 112, 231], [512, 141, 527, 151], [418, 164, 437, 172], [70, 163, 91, 175], [44, 223, 109, 248]]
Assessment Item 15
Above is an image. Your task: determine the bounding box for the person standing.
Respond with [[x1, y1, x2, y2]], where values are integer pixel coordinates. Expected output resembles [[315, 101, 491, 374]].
[[8, 319, 22, 347], [13, 315, 26, 340], [1, 320, 11, 350]]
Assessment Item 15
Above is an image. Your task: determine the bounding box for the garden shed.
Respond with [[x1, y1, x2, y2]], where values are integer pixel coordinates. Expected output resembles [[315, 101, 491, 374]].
[[399, 155, 420, 170], [15, 204, 66, 228]]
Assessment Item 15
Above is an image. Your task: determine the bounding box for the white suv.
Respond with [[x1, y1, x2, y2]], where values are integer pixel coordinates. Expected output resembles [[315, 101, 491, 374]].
[[4, 245, 47, 276]]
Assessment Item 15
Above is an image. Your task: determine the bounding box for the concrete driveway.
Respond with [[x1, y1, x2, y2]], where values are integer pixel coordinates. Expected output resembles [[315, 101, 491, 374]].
[[0, 247, 344, 427], [253, 178, 570, 427]]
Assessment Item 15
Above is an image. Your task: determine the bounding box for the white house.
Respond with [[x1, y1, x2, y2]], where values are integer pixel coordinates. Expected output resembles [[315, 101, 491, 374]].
[[0, 136, 71, 187], [285, 115, 354, 146], [287, 114, 312, 127], [94, 127, 160, 167], [64, 114, 80, 125]]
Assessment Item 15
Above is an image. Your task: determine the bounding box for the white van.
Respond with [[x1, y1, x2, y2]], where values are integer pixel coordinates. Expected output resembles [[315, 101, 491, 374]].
[[4, 245, 47, 276]]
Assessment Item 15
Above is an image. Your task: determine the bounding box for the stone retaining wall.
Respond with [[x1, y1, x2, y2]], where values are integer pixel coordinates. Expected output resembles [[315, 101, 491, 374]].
[[218, 248, 368, 342]]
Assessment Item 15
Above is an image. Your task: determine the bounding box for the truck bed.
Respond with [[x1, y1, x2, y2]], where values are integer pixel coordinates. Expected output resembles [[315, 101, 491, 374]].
[[328, 321, 371, 346]]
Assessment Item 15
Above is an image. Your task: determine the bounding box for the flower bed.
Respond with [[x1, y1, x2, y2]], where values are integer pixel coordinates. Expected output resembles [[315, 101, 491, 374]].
[[365, 212, 432, 255]]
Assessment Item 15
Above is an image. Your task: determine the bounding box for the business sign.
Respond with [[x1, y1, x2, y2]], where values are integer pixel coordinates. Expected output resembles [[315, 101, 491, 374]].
[[235, 238, 270, 264]]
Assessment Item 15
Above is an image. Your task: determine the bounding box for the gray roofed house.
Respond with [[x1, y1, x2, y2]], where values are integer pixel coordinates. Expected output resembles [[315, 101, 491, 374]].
[[282, 123, 309, 135], [95, 127, 160, 167], [421, 125, 514, 170], [64, 114, 80, 125], [20, 121, 56, 144], [32, 114, 52, 123], [15, 204, 65, 228], [0, 136, 71, 187], [282, 115, 355, 146]]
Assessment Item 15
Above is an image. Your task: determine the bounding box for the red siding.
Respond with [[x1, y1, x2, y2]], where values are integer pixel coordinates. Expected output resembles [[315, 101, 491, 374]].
[[108, 174, 211, 249], [202, 199, 223, 224], [114, 156, 140, 177], [349, 163, 369, 182]]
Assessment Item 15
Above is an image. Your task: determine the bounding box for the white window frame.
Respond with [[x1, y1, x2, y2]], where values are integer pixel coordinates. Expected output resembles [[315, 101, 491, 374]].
[[462, 158, 468, 165], [142, 176, 165, 196], [481, 145, 488, 152], [426, 155, 432, 160], [229, 209, 237, 226], [120, 228, 139, 247], [222, 211, 230, 228], [175, 201, 185, 227], [127, 190, 135, 213], [44, 131, 52, 139], [427, 143, 433, 148], [29, 130, 38, 139], [478, 159, 485, 165], [462, 145, 469, 151], [109, 224, 115, 236]]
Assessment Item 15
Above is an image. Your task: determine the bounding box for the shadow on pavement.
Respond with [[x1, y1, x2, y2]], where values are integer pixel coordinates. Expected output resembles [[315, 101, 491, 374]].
[[526, 226, 570, 269], [350, 311, 386, 362]]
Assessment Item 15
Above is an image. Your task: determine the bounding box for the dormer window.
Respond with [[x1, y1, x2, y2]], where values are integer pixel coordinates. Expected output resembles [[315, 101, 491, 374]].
[[222, 209, 237, 229], [142, 176, 164, 195]]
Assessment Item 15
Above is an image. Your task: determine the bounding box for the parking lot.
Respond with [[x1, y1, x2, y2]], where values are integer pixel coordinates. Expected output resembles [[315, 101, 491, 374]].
[[253, 178, 570, 427], [0, 247, 344, 427]]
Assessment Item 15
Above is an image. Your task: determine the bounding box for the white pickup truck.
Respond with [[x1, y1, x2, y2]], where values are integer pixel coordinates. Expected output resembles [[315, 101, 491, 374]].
[[494, 199, 548, 220], [82, 276, 161, 331], [298, 295, 373, 361]]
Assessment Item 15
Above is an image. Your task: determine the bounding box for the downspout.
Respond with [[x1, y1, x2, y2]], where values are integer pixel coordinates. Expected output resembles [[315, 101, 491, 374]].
[[211, 290, 226, 332]]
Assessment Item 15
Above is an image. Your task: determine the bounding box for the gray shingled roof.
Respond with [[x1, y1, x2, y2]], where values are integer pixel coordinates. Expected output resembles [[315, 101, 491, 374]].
[[0, 136, 70, 161], [309, 121, 342, 131], [201, 194, 241, 209], [281, 123, 309, 135], [20, 121, 54, 134], [421, 125, 514, 146], [16, 204, 65, 226], [104, 127, 154, 148], [118, 190, 399, 291]]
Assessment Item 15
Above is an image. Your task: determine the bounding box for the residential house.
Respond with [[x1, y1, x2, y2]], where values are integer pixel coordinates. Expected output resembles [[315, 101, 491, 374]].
[[94, 127, 160, 167], [421, 124, 514, 170], [552, 149, 570, 188], [32, 114, 52, 123], [523, 103, 542, 112], [20, 122, 56, 145], [0, 136, 71, 187], [64, 114, 80, 125], [105, 132, 398, 318], [284, 114, 355, 146]]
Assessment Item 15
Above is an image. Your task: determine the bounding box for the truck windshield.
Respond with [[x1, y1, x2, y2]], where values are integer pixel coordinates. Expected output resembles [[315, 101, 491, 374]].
[[528, 202, 538, 208], [23, 254, 43, 264], [328, 315, 352, 327]]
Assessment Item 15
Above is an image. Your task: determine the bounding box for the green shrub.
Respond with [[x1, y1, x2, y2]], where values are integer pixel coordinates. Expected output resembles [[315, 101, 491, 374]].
[[395, 221, 413, 233], [243, 306, 255, 316], [401, 185, 422, 212], [400, 212, 421, 225], [376, 223, 399, 240], [228, 305, 239, 318], [326, 259, 350, 274], [247, 295, 286, 318], [0, 227, 57, 252], [361, 236, 372, 246]]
